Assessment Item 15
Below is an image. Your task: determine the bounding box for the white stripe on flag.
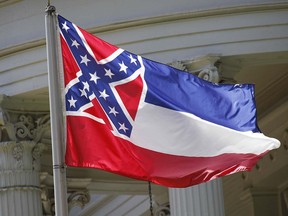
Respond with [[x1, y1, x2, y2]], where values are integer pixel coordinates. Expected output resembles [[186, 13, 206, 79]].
[[130, 103, 280, 157]]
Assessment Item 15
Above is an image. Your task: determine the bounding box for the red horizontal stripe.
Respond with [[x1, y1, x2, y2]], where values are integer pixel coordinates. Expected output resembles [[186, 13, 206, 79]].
[[66, 116, 265, 188]]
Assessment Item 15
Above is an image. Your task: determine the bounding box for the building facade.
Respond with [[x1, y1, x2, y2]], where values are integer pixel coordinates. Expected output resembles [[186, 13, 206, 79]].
[[0, 0, 288, 215]]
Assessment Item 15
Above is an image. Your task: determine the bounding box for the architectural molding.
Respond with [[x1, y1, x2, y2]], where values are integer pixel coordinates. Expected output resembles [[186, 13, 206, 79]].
[[40, 172, 92, 215], [0, 140, 45, 215], [89, 3, 288, 35], [1, 3, 288, 58], [153, 202, 170, 216], [169, 54, 222, 83], [0, 141, 44, 180], [0, 111, 50, 143], [68, 191, 91, 212], [0, 94, 49, 113], [0, 95, 50, 144], [0, 0, 21, 8], [0, 95, 50, 215], [42, 188, 91, 215]]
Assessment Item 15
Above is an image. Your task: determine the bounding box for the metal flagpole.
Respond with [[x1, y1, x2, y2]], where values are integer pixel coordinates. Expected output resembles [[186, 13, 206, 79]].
[[45, 5, 69, 216]]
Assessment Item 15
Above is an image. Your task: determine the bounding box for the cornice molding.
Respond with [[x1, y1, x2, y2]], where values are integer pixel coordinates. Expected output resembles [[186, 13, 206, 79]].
[[88, 3, 288, 35], [87, 180, 166, 195], [0, 94, 49, 113], [0, 0, 21, 8], [1, 3, 288, 58], [0, 39, 45, 59]]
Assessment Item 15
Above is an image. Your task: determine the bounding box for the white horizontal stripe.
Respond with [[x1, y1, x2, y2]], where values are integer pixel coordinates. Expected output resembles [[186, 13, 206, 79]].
[[130, 103, 280, 157]]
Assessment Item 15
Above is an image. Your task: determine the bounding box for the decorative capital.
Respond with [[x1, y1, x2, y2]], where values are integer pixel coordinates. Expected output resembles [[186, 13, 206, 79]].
[[154, 202, 170, 216], [68, 191, 91, 211], [0, 94, 50, 143], [0, 101, 50, 144], [0, 141, 46, 172], [0, 112, 50, 143], [12, 142, 24, 169], [169, 54, 221, 83], [40, 173, 92, 215]]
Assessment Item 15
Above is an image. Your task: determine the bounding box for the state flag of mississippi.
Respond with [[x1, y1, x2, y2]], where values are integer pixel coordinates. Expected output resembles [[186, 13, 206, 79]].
[[58, 15, 280, 188]]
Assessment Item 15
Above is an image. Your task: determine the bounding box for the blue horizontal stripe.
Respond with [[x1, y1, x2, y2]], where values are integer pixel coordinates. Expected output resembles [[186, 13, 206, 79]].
[[142, 58, 259, 133]]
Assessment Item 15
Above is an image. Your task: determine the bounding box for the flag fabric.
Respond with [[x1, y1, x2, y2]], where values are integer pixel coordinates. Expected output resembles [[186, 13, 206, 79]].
[[57, 15, 280, 188]]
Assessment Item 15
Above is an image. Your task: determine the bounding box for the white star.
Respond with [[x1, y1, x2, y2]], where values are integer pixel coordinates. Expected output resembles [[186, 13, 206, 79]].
[[82, 81, 90, 91], [90, 72, 100, 84], [80, 55, 91, 66], [68, 96, 77, 108], [62, 21, 70, 32], [108, 106, 119, 116], [71, 39, 80, 48], [118, 122, 129, 132], [104, 68, 114, 79], [99, 89, 109, 100], [79, 88, 88, 98], [128, 54, 137, 65], [119, 61, 128, 74]]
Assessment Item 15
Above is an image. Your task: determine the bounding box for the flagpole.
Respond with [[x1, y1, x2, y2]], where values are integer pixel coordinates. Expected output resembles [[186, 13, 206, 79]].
[[45, 5, 69, 216]]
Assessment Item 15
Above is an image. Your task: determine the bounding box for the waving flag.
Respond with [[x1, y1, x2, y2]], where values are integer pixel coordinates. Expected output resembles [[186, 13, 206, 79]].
[[58, 15, 280, 188]]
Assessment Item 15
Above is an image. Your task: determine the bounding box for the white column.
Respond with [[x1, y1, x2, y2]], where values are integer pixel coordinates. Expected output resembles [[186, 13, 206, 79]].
[[0, 96, 50, 216], [0, 141, 44, 216], [169, 179, 225, 216]]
